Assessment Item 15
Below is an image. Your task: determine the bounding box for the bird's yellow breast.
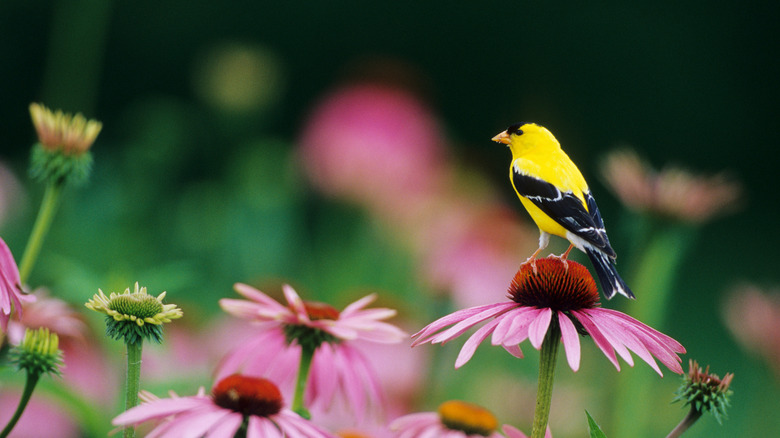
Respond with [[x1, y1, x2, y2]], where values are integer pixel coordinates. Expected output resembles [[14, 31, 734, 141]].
[[519, 197, 570, 238]]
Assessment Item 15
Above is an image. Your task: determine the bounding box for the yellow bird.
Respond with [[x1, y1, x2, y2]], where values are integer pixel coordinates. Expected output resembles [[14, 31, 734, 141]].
[[492, 122, 634, 299]]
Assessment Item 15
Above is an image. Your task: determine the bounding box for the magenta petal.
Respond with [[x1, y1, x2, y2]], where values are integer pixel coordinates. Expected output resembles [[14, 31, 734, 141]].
[[113, 397, 210, 425], [501, 307, 540, 345], [428, 303, 515, 345], [340, 293, 377, 316], [455, 318, 502, 368], [503, 342, 524, 359], [558, 311, 581, 372], [582, 311, 635, 367], [204, 412, 243, 437], [283, 284, 310, 322], [528, 308, 552, 350], [589, 311, 663, 375], [412, 304, 499, 345], [571, 310, 620, 370], [248, 416, 283, 438], [172, 409, 233, 437]]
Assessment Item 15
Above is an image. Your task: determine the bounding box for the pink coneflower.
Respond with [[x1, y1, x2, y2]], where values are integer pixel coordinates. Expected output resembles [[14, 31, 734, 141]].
[[390, 400, 547, 438], [298, 82, 445, 220], [0, 236, 35, 330], [600, 149, 741, 223], [218, 283, 407, 420], [413, 258, 686, 375], [113, 374, 336, 437]]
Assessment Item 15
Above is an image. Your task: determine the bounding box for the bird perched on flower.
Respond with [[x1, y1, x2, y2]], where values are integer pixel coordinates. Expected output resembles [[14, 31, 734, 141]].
[[492, 122, 633, 299]]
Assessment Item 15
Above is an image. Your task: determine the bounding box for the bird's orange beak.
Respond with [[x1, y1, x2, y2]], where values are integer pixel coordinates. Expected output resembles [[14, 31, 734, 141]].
[[491, 130, 511, 145]]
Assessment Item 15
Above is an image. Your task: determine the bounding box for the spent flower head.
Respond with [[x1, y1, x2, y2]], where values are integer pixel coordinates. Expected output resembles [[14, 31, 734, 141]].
[[28, 102, 101, 185], [112, 374, 336, 437], [85, 282, 182, 344], [413, 258, 686, 375], [674, 360, 734, 424], [11, 327, 63, 377]]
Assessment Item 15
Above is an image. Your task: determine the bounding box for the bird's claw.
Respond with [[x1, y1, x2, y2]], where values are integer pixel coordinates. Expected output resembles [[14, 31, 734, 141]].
[[521, 257, 539, 274], [550, 254, 569, 271]]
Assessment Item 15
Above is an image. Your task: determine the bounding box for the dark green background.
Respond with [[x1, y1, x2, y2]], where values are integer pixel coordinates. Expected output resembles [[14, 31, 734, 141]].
[[2, 1, 778, 437]]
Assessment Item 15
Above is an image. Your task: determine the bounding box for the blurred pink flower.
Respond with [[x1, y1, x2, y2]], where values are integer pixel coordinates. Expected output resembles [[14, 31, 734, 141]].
[[724, 285, 780, 375], [218, 283, 406, 421], [143, 322, 214, 383], [420, 199, 538, 307], [390, 400, 542, 438], [298, 83, 445, 219], [601, 149, 741, 223], [0, 391, 81, 438], [113, 375, 335, 438], [0, 236, 35, 330], [413, 258, 685, 375]]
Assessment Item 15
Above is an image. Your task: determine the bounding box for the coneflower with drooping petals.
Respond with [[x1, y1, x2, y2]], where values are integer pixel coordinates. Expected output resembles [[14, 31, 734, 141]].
[[413, 258, 686, 375], [113, 374, 336, 437], [218, 283, 406, 421]]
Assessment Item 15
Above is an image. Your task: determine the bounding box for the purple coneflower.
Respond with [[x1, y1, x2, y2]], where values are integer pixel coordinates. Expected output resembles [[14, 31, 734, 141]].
[[413, 258, 685, 438], [390, 400, 546, 438], [0, 236, 35, 330], [413, 258, 685, 375], [218, 283, 406, 420], [113, 374, 335, 437]]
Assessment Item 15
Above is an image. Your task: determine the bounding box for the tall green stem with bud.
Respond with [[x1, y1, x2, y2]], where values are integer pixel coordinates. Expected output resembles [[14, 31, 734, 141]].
[[18, 180, 64, 285]]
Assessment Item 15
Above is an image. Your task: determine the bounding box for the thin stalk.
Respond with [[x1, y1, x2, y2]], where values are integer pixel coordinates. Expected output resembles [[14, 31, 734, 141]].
[[531, 325, 560, 438], [612, 223, 694, 437], [291, 344, 315, 419], [666, 408, 702, 438], [123, 340, 143, 438], [0, 372, 41, 438], [18, 181, 64, 285]]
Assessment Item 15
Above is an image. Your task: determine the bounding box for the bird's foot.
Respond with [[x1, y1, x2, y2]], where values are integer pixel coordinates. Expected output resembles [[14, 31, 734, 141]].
[[549, 254, 569, 271], [521, 256, 539, 274], [550, 244, 574, 271]]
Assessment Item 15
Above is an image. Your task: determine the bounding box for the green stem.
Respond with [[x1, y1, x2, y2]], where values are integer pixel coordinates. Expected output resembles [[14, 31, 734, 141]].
[[531, 325, 560, 438], [18, 181, 64, 285], [612, 223, 695, 437], [665, 407, 702, 438], [291, 344, 315, 419], [123, 340, 143, 438], [0, 372, 42, 438]]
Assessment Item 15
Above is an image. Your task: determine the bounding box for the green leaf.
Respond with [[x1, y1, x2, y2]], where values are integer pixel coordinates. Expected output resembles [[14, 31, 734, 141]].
[[586, 411, 608, 438]]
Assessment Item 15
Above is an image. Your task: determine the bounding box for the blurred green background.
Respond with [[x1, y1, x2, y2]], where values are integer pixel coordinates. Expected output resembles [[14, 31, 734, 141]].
[[2, 1, 779, 437]]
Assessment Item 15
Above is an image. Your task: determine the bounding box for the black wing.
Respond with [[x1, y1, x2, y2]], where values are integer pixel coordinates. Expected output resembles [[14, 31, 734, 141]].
[[512, 170, 616, 257]]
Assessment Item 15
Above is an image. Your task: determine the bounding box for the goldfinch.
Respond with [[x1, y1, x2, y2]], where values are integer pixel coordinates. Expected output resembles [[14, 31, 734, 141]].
[[492, 122, 634, 299]]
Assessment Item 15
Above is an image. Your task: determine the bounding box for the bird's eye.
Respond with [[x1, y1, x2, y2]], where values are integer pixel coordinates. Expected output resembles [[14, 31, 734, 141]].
[[507, 123, 524, 136]]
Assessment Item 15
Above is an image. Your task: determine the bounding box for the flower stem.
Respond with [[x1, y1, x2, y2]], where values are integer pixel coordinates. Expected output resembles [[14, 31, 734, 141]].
[[291, 344, 316, 419], [666, 407, 702, 438], [0, 371, 41, 438], [612, 222, 694, 437], [531, 325, 560, 438], [123, 340, 143, 438], [18, 180, 64, 285]]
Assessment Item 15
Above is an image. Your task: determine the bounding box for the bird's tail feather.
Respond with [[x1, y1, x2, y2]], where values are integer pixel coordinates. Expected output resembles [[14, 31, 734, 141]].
[[585, 248, 635, 300]]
